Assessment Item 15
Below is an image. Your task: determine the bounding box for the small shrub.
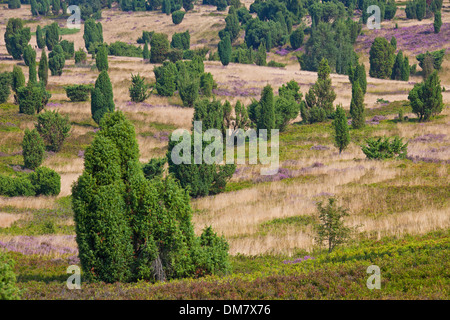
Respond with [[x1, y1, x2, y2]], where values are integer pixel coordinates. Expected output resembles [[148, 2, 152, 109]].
[[74, 49, 87, 64], [29, 166, 61, 196], [0, 175, 36, 197], [64, 84, 93, 102], [361, 136, 408, 160], [35, 110, 71, 152], [267, 60, 286, 68], [129, 73, 152, 102]]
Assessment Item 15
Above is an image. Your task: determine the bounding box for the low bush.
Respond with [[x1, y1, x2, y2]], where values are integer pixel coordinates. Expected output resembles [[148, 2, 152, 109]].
[[361, 136, 408, 160], [28, 166, 61, 196], [35, 110, 71, 152], [64, 84, 93, 102]]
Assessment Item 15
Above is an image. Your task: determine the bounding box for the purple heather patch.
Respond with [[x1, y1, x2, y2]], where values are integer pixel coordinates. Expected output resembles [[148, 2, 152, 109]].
[[283, 256, 315, 264], [0, 236, 78, 256]]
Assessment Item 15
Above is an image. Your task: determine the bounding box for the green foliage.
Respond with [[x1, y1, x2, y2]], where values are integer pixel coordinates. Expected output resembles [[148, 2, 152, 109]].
[[416, 49, 445, 71], [142, 157, 166, 180], [391, 51, 409, 82], [289, 27, 304, 50], [434, 10, 442, 33], [23, 44, 36, 67], [59, 40, 75, 59], [302, 58, 336, 124], [257, 84, 275, 137], [0, 251, 21, 300], [73, 111, 230, 283], [38, 49, 48, 86], [183, 0, 194, 11], [216, 0, 227, 11], [64, 84, 93, 102], [408, 71, 443, 121], [255, 41, 266, 66], [11, 65, 25, 103], [349, 81, 365, 129], [4, 18, 31, 60], [177, 70, 200, 108], [91, 70, 115, 125], [45, 22, 60, 51], [369, 37, 395, 79], [219, 7, 240, 43], [218, 34, 232, 66], [96, 44, 109, 71], [108, 41, 143, 57], [48, 45, 65, 76], [35, 110, 71, 152], [17, 82, 50, 115], [83, 19, 103, 52], [0, 175, 36, 197], [74, 49, 88, 64], [200, 72, 214, 97], [314, 198, 354, 253], [171, 31, 190, 51], [129, 73, 152, 102], [154, 61, 178, 96], [150, 33, 169, 63], [172, 10, 185, 25], [143, 42, 149, 60], [8, 0, 21, 9], [0, 72, 11, 104], [167, 49, 183, 63], [137, 31, 154, 44], [348, 63, 367, 94], [361, 136, 408, 160], [28, 166, 61, 196], [332, 104, 350, 154], [22, 128, 46, 170]]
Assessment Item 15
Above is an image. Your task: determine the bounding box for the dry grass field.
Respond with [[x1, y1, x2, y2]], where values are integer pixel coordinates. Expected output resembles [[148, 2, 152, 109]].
[[0, 2, 449, 260]]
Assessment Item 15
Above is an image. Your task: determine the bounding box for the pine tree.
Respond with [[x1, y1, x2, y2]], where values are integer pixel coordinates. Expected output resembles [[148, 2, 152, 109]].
[[91, 70, 115, 125], [218, 34, 231, 66], [257, 84, 275, 138], [333, 104, 350, 154], [96, 44, 109, 71], [36, 25, 45, 49], [38, 49, 48, 86], [350, 81, 365, 129]]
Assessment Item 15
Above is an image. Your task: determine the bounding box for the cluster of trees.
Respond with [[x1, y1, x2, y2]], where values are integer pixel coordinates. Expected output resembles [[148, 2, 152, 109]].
[[405, 0, 442, 21], [73, 111, 230, 283], [153, 56, 216, 106], [369, 37, 410, 81], [28, 0, 70, 17]]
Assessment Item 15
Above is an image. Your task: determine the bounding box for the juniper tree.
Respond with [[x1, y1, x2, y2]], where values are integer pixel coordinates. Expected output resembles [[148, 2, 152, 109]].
[[408, 70, 443, 121], [434, 11, 442, 33], [0, 72, 11, 104], [35, 110, 71, 152], [83, 19, 103, 52], [38, 49, 48, 86], [150, 33, 169, 63], [4, 18, 31, 60], [23, 45, 36, 67], [333, 105, 350, 154], [369, 37, 395, 79], [143, 41, 149, 60], [96, 44, 109, 71], [177, 70, 200, 108], [8, 0, 21, 9], [290, 27, 304, 50], [91, 70, 115, 125], [45, 22, 60, 51], [255, 41, 266, 66], [28, 60, 37, 84], [129, 73, 151, 102], [36, 25, 45, 49], [309, 58, 336, 117], [22, 128, 45, 170], [48, 44, 65, 76], [350, 81, 365, 129], [11, 65, 25, 103], [218, 34, 232, 66], [257, 84, 275, 138]]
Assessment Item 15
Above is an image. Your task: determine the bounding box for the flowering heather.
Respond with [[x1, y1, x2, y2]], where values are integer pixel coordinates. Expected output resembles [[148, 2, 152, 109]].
[[356, 23, 450, 55], [47, 102, 61, 107], [412, 134, 446, 143], [282, 255, 315, 264], [275, 48, 290, 56], [311, 145, 330, 151], [77, 150, 85, 158], [407, 155, 450, 164], [0, 235, 78, 257]]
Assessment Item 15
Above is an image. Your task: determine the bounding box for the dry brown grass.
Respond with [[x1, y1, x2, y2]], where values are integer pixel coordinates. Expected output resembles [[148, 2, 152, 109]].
[[0, 212, 24, 228]]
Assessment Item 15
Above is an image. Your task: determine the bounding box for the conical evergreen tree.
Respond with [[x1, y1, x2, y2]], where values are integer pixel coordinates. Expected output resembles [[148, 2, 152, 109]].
[[350, 81, 365, 129], [218, 34, 232, 66], [257, 84, 275, 138], [38, 49, 48, 86], [333, 104, 350, 154], [255, 41, 266, 66], [91, 70, 115, 125], [96, 44, 109, 71], [143, 41, 149, 60], [36, 25, 45, 49]]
